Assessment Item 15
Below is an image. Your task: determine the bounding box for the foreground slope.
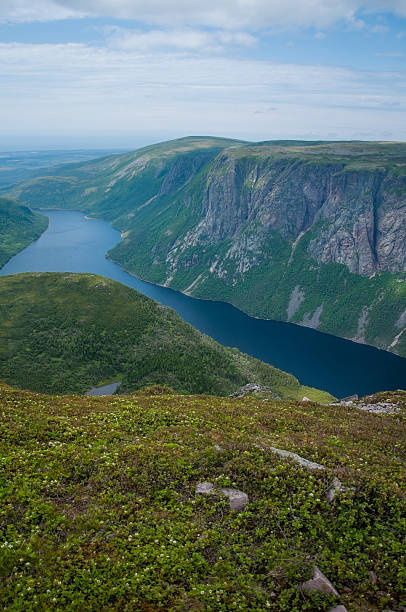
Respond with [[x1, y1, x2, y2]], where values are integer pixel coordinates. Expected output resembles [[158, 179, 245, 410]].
[[0, 196, 47, 268], [10, 138, 406, 357], [0, 272, 331, 400], [0, 383, 405, 611]]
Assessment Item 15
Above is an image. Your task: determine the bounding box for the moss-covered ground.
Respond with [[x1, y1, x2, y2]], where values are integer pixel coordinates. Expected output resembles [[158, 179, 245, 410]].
[[1, 383, 404, 611]]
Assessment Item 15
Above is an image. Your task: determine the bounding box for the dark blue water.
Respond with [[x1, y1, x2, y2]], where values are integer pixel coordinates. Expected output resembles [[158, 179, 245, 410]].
[[1, 209, 405, 398]]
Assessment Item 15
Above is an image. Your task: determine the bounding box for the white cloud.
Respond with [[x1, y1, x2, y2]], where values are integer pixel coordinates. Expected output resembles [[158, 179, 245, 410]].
[[0, 0, 82, 23], [1, 0, 406, 27], [0, 41, 405, 145], [105, 27, 256, 53]]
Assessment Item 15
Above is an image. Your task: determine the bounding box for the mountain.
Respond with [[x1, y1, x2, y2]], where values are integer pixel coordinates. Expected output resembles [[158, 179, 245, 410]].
[[1, 380, 404, 610], [0, 196, 48, 268], [10, 137, 406, 357], [0, 272, 332, 401]]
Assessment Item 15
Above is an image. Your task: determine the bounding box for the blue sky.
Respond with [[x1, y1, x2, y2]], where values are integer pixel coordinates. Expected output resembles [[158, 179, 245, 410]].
[[0, 1, 405, 149]]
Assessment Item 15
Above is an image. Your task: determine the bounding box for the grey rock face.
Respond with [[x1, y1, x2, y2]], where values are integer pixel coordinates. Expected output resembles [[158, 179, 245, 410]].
[[220, 488, 249, 511], [169, 154, 406, 277], [328, 607, 347, 612], [301, 566, 340, 597]]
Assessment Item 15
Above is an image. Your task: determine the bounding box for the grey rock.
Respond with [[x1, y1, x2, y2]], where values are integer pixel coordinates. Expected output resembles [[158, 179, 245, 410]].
[[328, 607, 347, 612], [214, 444, 224, 452], [195, 482, 214, 495], [230, 384, 280, 399], [326, 477, 342, 503], [302, 396, 311, 402], [220, 488, 249, 511], [301, 566, 340, 597], [355, 402, 401, 414], [330, 399, 401, 414], [270, 447, 325, 470]]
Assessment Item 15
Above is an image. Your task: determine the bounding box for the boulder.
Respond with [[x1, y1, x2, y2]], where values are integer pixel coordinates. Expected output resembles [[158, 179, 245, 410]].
[[301, 566, 340, 597], [326, 477, 342, 503], [328, 607, 347, 612], [195, 482, 214, 495], [220, 488, 249, 511]]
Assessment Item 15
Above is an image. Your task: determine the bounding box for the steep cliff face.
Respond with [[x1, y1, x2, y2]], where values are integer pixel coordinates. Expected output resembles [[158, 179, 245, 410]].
[[10, 138, 406, 357], [165, 152, 406, 278]]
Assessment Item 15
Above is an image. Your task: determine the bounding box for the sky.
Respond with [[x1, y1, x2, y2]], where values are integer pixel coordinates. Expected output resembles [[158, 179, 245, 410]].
[[0, 0, 405, 149]]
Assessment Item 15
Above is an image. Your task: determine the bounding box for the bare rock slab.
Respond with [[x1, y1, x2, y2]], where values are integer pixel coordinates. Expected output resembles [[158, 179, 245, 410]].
[[220, 488, 249, 511], [301, 566, 340, 597], [328, 607, 347, 612], [270, 447, 325, 470]]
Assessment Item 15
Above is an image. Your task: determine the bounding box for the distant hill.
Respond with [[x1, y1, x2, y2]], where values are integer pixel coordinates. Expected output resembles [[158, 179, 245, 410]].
[[0, 196, 47, 268], [9, 136, 406, 358], [0, 272, 332, 400]]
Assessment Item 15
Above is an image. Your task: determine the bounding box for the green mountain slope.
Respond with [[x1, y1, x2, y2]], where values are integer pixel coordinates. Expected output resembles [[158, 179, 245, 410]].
[[9, 137, 406, 357], [1, 382, 405, 610], [0, 272, 331, 400], [0, 196, 48, 268]]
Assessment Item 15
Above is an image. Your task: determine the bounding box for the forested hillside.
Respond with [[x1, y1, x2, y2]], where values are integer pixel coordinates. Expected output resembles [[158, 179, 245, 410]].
[[0, 196, 47, 268], [0, 272, 332, 400]]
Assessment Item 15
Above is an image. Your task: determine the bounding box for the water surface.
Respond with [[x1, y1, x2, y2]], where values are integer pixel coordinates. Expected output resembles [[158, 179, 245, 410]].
[[1, 209, 405, 398]]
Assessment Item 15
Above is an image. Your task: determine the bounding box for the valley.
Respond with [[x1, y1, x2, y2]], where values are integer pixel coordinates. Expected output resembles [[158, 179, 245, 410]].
[[9, 137, 406, 359]]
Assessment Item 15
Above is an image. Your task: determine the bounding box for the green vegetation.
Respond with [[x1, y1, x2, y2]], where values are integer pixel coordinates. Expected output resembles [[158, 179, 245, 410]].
[[0, 272, 332, 400], [0, 197, 47, 268], [0, 382, 405, 610]]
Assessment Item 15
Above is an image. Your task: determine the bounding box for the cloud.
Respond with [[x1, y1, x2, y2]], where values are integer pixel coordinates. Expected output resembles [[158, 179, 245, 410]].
[[1, 0, 406, 27], [105, 27, 256, 53], [0, 0, 82, 22], [0, 41, 405, 145]]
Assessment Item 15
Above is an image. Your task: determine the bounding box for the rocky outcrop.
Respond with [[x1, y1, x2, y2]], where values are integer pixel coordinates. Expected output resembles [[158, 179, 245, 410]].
[[230, 383, 281, 399]]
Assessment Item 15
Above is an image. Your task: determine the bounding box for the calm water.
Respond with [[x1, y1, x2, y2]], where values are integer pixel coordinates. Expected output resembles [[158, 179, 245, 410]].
[[1, 209, 405, 398]]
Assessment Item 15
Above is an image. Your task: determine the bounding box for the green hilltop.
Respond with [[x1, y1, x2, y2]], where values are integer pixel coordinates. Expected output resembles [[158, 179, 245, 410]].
[[0, 272, 332, 401]]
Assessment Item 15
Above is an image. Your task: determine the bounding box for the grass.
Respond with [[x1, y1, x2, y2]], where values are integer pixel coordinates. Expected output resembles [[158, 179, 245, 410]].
[[0, 382, 405, 610]]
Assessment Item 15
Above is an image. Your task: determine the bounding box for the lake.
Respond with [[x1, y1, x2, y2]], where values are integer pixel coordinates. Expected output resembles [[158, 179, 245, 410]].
[[1, 209, 405, 398]]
